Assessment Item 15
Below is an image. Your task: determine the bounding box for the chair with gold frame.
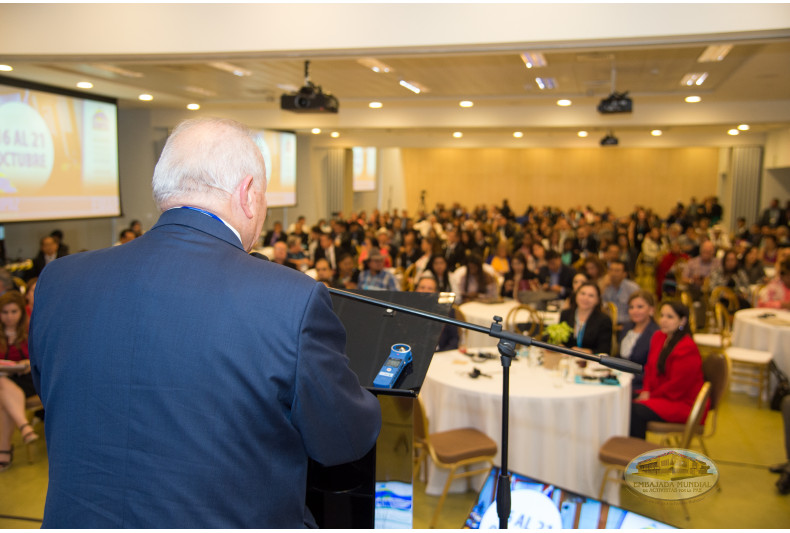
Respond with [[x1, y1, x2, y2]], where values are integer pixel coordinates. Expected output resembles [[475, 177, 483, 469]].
[[413, 397, 497, 528], [598, 382, 711, 520], [504, 304, 544, 339]]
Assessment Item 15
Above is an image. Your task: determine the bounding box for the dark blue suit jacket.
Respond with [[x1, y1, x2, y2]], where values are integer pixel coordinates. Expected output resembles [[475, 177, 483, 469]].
[[30, 208, 381, 528]]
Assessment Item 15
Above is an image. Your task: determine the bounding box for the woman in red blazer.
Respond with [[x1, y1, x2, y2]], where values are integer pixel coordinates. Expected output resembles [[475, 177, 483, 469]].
[[629, 300, 706, 439]]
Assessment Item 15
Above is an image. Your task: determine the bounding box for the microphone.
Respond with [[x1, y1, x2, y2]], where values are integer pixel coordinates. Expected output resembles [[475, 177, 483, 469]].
[[599, 355, 643, 374]]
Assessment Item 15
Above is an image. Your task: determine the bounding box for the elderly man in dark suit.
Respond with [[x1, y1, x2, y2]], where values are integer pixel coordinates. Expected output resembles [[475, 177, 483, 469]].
[[29, 118, 381, 528]]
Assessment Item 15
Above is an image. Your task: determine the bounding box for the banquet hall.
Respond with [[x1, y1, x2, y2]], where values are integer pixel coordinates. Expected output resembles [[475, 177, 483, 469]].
[[1, 3, 790, 529]]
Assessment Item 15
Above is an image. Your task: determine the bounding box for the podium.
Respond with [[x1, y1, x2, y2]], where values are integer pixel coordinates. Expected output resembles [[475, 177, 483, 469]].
[[306, 290, 453, 528]]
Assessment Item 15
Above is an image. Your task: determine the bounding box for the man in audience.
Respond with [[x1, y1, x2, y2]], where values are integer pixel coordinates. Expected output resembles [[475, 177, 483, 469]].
[[602, 259, 640, 326], [314, 257, 334, 287], [444, 227, 466, 271], [313, 231, 338, 271], [761, 198, 787, 229], [29, 117, 381, 528], [271, 241, 298, 269], [358, 248, 398, 291], [262, 220, 287, 247], [28, 235, 66, 279], [682, 240, 720, 297], [538, 250, 576, 299]]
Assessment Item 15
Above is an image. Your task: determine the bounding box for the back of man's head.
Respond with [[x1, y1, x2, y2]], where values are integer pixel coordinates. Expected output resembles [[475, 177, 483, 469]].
[[152, 118, 266, 211]]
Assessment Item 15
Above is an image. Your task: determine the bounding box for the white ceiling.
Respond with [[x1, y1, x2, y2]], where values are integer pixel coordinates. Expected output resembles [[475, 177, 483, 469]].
[[2, 5, 790, 148]]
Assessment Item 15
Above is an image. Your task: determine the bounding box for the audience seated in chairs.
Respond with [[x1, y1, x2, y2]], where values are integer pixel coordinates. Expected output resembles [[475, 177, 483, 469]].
[[0, 291, 39, 471], [630, 301, 707, 439]]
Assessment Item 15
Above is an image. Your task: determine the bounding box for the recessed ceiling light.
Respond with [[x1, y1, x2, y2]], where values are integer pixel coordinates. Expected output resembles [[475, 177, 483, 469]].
[[399, 80, 422, 94], [738, 124, 750, 131], [0, 65, 13, 72], [187, 103, 200, 111], [369, 101, 383, 109], [651, 129, 663, 136], [76, 81, 93, 89], [577, 131, 588, 138], [685, 96, 702, 103], [698, 44, 733, 63], [513, 132, 524, 138], [520, 52, 547, 69], [680, 72, 709, 86], [557, 99, 572, 107], [452, 132, 463, 138], [728, 129, 740, 136], [459, 100, 474, 108], [311, 128, 321, 134], [330, 132, 340, 138], [357, 58, 394, 74], [138, 94, 153, 101], [535, 77, 556, 90]]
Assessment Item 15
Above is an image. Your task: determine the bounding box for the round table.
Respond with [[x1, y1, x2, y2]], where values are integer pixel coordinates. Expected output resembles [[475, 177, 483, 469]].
[[731, 308, 790, 397], [459, 299, 560, 349], [419, 349, 631, 504]]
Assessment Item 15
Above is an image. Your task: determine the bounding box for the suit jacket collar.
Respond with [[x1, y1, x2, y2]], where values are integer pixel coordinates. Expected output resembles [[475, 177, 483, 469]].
[[152, 207, 245, 251]]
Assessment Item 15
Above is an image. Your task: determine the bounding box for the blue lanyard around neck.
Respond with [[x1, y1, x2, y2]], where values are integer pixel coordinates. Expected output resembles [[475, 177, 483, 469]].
[[575, 312, 587, 348], [180, 206, 222, 223]]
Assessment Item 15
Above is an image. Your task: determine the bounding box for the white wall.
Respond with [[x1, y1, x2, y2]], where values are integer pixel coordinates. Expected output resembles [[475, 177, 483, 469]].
[[761, 128, 790, 210]]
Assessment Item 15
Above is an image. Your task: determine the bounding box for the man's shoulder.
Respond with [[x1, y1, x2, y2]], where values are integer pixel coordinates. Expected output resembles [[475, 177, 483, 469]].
[[623, 278, 640, 291]]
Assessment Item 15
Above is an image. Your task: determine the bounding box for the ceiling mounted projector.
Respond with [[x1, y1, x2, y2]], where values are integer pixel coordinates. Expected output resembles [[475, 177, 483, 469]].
[[600, 132, 619, 146], [597, 91, 632, 114], [281, 60, 339, 114]]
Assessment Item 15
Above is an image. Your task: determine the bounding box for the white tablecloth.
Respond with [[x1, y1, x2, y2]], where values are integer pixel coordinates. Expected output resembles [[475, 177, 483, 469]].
[[731, 308, 790, 380], [420, 349, 631, 504], [459, 300, 560, 349]]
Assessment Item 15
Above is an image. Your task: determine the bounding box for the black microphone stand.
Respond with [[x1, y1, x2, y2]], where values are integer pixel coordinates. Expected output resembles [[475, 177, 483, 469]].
[[328, 288, 642, 529]]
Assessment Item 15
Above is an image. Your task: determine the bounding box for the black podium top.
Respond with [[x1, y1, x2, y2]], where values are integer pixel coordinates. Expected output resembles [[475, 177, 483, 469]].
[[330, 290, 452, 397]]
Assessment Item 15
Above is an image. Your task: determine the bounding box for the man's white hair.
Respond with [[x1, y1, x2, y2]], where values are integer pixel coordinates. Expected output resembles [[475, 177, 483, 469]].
[[152, 118, 266, 210]]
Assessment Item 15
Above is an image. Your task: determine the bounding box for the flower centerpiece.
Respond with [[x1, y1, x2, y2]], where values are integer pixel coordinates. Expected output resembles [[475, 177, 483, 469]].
[[542, 322, 573, 370]]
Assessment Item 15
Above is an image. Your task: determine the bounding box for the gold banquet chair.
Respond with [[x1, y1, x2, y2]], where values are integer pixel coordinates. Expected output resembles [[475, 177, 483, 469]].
[[646, 352, 729, 457], [413, 397, 497, 529], [598, 381, 712, 515], [504, 304, 544, 339]]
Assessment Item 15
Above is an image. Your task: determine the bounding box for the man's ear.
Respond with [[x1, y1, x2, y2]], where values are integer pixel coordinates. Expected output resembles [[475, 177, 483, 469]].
[[239, 175, 255, 219]]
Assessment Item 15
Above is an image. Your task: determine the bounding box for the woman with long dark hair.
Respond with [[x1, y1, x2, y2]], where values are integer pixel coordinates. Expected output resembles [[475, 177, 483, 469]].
[[558, 281, 613, 355], [629, 301, 706, 439], [426, 254, 452, 293], [0, 291, 39, 471]]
